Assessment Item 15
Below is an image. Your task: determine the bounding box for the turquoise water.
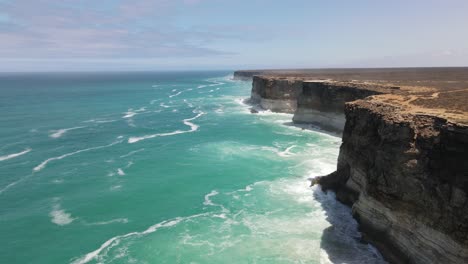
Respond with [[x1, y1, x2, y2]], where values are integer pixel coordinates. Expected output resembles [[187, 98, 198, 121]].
[[0, 72, 385, 264]]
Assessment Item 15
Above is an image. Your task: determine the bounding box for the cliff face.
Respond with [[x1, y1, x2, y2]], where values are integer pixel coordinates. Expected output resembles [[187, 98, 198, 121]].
[[242, 69, 468, 264], [250, 76, 396, 131], [233, 71, 265, 80], [293, 81, 389, 132], [316, 99, 468, 264], [250, 76, 303, 113]]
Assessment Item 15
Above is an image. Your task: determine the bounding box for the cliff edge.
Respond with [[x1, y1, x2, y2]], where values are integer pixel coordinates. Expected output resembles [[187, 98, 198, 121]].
[[315, 95, 468, 264], [239, 68, 468, 263]]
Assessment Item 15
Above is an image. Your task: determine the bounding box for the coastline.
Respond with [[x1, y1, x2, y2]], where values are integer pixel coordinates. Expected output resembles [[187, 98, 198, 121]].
[[235, 68, 468, 264]]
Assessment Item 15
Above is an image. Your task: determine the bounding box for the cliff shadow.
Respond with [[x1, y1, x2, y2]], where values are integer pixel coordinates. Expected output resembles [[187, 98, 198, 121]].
[[311, 187, 387, 263]]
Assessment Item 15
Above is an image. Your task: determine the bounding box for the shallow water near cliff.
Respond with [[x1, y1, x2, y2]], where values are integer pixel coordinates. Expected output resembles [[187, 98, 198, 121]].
[[0, 71, 385, 263]]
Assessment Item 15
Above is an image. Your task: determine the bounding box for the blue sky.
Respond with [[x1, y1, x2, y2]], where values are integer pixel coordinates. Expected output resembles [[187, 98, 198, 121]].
[[0, 0, 467, 71]]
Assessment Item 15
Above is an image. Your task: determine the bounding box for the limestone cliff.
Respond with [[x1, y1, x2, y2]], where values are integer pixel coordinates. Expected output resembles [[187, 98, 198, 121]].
[[249, 76, 303, 113], [241, 69, 468, 264], [233, 70, 265, 80], [293, 81, 395, 132], [315, 98, 468, 264]]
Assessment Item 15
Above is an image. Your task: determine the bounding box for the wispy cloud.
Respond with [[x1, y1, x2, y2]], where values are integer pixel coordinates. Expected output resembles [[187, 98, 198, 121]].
[[0, 0, 245, 59]]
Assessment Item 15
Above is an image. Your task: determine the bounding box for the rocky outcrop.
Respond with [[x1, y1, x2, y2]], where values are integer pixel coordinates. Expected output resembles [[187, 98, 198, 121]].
[[315, 98, 468, 264], [249, 76, 303, 113]]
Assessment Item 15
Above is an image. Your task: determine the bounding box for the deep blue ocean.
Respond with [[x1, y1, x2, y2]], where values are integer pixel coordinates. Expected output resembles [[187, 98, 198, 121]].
[[0, 71, 385, 263]]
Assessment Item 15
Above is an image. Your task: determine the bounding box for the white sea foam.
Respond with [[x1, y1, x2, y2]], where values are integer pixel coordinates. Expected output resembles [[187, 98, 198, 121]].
[[122, 111, 137, 119], [203, 190, 229, 213], [117, 168, 125, 176], [33, 141, 121, 172], [160, 102, 170, 108], [83, 118, 116, 124], [50, 203, 75, 226], [71, 214, 208, 264], [128, 111, 204, 144], [169, 91, 182, 98], [197, 85, 207, 89], [278, 145, 296, 157], [85, 218, 129, 226], [0, 177, 28, 194], [120, 149, 144, 158], [49, 127, 85, 138], [122, 107, 147, 119], [0, 148, 31, 161], [203, 190, 219, 206], [208, 81, 225, 87]]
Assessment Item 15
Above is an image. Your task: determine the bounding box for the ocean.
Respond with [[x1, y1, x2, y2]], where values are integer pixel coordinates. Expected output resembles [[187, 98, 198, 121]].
[[0, 71, 385, 263]]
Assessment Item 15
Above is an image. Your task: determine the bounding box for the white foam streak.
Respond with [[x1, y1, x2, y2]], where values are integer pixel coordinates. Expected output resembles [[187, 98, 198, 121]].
[[169, 91, 182, 98], [122, 111, 136, 118], [83, 119, 116, 124], [208, 81, 225, 87], [49, 127, 85, 138], [71, 214, 208, 264], [117, 168, 125, 176], [203, 190, 219, 206], [128, 111, 204, 144], [278, 145, 296, 157], [122, 107, 147, 119], [0, 178, 23, 194], [119, 149, 144, 158], [33, 141, 121, 172], [160, 102, 170, 108], [85, 218, 129, 226], [0, 148, 31, 161]]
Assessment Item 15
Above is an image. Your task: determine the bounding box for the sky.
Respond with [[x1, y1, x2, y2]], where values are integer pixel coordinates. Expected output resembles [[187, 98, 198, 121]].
[[0, 0, 467, 71]]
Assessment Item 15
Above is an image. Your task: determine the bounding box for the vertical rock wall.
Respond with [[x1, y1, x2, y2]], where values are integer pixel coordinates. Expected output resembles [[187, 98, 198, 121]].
[[249, 76, 303, 113], [317, 100, 468, 264], [293, 81, 384, 132]]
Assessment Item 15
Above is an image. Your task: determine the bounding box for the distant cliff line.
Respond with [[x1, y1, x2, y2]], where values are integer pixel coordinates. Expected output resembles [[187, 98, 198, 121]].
[[235, 68, 468, 264]]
